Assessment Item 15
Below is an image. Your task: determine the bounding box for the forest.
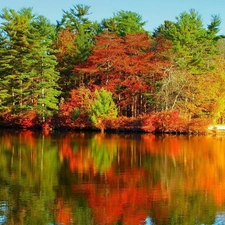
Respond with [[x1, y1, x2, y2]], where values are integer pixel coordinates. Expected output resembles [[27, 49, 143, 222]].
[[0, 5, 225, 133]]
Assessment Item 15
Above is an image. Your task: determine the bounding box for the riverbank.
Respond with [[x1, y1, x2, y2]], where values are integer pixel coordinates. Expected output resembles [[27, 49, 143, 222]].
[[0, 111, 211, 135]]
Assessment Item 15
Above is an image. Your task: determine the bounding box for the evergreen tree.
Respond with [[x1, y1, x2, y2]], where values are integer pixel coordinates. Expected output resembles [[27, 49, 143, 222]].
[[101, 10, 147, 36], [89, 88, 117, 133], [60, 4, 99, 62], [28, 15, 61, 122], [0, 8, 37, 113], [0, 30, 11, 111], [154, 9, 221, 73], [0, 8, 60, 122]]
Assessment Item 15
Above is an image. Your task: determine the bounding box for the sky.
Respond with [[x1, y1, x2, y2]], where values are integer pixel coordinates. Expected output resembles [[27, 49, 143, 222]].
[[1, 0, 225, 34]]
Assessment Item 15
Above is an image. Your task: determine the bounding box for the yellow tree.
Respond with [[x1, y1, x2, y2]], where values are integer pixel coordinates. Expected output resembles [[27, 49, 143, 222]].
[[209, 56, 225, 124]]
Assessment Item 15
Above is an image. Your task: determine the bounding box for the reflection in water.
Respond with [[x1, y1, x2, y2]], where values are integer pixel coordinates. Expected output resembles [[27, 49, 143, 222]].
[[0, 201, 7, 224], [145, 217, 154, 225], [213, 212, 225, 225], [0, 131, 225, 224]]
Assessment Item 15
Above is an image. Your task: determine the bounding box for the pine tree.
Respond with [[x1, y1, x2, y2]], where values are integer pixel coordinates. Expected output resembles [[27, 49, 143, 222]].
[[0, 8, 61, 122], [0, 8, 34, 113], [26, 15, 61, 122], [89, 88, 117, 133], [154, 9, 221, 73], [153, 9, 222, 116], [101, 10, 147, 36], [0, 30, 11, 111]]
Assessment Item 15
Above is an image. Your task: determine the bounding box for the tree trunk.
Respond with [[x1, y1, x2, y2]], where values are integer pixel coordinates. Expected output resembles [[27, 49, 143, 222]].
[[100, 126, 104, 133]]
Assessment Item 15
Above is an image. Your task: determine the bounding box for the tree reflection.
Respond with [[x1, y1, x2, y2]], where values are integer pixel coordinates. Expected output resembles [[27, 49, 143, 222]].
[[1, 132, 225, 224], [0, 131, 59, 224], [58, 133, 225, 224], [58, 133, 169, 225]]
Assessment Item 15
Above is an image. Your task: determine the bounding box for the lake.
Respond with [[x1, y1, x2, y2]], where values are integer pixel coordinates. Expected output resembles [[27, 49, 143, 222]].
[[0, 130, 225, 225]]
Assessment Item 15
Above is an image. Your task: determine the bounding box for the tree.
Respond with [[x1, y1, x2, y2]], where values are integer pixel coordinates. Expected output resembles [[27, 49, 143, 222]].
[[154, 9, 221, 118], [89, 88, 117, 133], [55, 4, 100, 96], [101, 10, 147, 36], [28, 15, 61, 122], [53, 28, 76, 96], [74, 32, 125, 89], [75, 32, 170, 117], [154, 9, 221, 73], [0, 8, 61, 123], [0, 30, 11, 112], [0, 8, 35, 113], [208, 56, 225, 124]]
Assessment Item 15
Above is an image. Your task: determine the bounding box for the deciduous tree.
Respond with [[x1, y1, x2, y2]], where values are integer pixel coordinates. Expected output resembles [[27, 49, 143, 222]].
[[55, 4, 100, 96], [75, 32, 170, 117]]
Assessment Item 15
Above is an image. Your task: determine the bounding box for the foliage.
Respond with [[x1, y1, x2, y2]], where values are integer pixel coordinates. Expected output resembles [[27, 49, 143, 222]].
[[60, 4, 99, 61], [55, 88, 92, 129], [154, 10, 222, 119], [142, 111, 188, 133], [75, 31, 171, 117], [89, 88, 117, 132], [101, 10, 147, 36], [54, 4, 100, 96], [0, 8, 61, 123], [0, 5, 224, 132], [207, 56, 225, 124], [154, 9, 221, 73]]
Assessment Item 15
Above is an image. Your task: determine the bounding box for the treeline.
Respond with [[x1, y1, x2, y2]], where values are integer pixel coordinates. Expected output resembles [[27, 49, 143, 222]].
[[0, 5, 224, 133]]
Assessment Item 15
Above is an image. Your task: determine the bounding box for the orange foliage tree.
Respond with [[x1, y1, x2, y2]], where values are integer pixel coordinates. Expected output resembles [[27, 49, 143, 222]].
[[74, 32, 171, 117]]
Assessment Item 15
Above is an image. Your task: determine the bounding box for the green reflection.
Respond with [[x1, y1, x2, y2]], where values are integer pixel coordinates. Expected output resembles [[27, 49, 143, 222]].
[[90, 134, 118, 173], [0, 131, 59, 225]]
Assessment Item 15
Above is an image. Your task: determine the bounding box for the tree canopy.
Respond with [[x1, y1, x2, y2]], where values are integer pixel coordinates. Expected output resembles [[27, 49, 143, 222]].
[[0, 8, 61, 122], [0, 5, 224, 132]]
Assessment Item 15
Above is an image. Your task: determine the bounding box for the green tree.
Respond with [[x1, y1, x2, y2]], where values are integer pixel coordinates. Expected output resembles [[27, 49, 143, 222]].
[[101, 10, 147, 36], [154, 9, 221, 73], [89, 88, 117, 133], [0, 8, 34, 113], [0, 8, 60, 122], [0, 30, 11, 111], [28, 15, 61, 122], [60, 4, 99, 62]]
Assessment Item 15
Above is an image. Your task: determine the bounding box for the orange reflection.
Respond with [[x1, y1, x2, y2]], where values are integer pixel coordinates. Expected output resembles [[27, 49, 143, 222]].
[[56, 198, 73, 225], [56, 133, 225, 223]]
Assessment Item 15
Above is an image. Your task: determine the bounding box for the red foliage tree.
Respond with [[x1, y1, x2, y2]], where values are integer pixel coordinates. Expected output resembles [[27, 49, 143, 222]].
[[142, 111, 188, 133], [74, 32, 171, 117], [55, 88, 93, 129]]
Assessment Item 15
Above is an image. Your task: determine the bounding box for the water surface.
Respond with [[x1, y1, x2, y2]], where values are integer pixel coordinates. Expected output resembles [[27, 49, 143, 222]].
[[0, 131, 225, 225]]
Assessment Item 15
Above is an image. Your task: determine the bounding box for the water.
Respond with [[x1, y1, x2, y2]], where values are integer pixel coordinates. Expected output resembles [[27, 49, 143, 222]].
[[0, 131, 225, 225]]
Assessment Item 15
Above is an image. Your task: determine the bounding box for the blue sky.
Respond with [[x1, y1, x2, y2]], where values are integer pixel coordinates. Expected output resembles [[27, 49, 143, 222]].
[[2, 0, 225, 34]]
